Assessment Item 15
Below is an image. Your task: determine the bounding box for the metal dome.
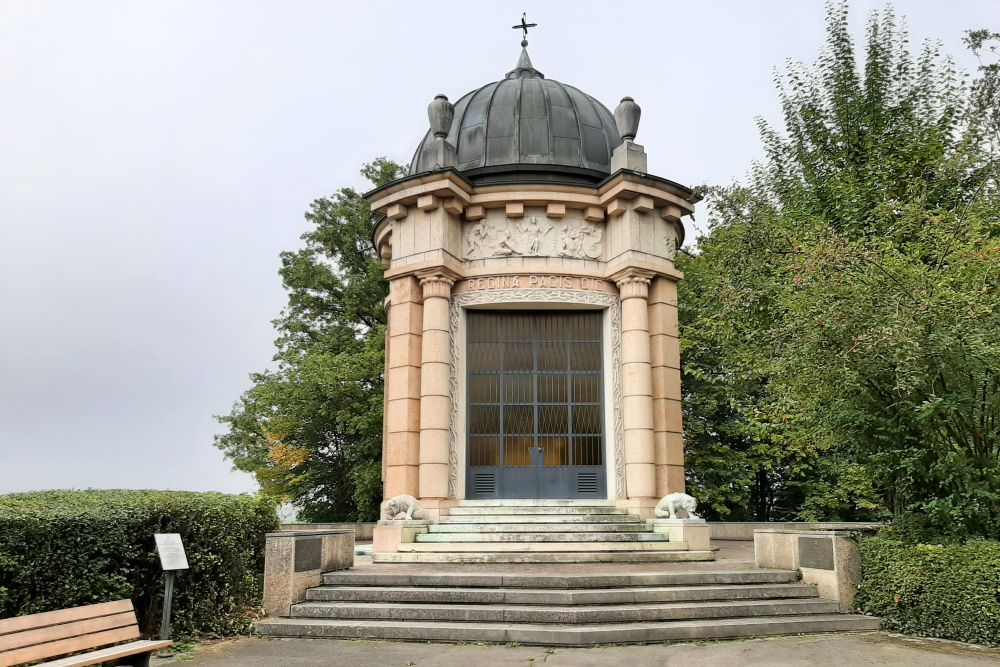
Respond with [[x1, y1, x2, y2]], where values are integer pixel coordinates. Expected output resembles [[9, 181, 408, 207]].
[[409, 48, 623, 184]]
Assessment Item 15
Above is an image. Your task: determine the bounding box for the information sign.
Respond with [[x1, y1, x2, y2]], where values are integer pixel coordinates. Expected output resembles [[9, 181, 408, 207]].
[[154, 533, 189, 571]]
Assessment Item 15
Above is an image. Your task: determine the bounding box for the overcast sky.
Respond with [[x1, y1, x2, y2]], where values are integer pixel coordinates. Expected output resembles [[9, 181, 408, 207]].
[[0, 1, 994, 495]]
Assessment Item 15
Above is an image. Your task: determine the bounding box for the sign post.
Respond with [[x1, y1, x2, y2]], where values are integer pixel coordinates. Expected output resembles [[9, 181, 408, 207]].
[[154, 533, 189, 641]]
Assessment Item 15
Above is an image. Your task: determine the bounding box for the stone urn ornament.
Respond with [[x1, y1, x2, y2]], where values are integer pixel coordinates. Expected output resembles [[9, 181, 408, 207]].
[[614, 96, 641, 142], [427, 94, 454, 139]]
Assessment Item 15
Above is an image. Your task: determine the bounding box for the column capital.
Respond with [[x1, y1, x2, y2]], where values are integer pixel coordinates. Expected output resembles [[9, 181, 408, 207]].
[[417, 270, 457, 300], [612, 269, 654, 300]]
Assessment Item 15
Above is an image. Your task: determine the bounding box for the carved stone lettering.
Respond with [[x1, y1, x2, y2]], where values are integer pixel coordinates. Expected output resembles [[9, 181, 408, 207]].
[[458, 275, 607, 293]]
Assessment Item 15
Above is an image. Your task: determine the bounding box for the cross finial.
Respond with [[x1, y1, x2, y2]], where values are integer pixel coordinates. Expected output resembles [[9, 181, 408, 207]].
[[512, 12, 537, 47]]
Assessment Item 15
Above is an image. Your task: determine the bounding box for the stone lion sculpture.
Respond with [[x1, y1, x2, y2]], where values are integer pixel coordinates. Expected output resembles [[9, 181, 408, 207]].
[[383, 494, 427, 521], [655, 492, 700, 519]]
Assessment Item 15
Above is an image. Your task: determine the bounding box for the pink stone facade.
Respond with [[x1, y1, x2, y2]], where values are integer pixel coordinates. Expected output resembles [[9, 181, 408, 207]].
[[368, 172, 696, 517]]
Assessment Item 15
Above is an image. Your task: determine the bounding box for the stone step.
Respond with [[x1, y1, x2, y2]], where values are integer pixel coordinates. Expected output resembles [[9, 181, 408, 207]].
[[414, 532, 669, 543], [321, 569, 800, 588], [439, 514, 641, 524], [371, 550, 716, 564], [305, 583, 821, 605], [427, 522, 649, 533], [397, 541, 688, 553], [458, 499, 616, 507], [290, 598, 842, 624], [447, 506, 629, 516], [256, 614, 881, 645]]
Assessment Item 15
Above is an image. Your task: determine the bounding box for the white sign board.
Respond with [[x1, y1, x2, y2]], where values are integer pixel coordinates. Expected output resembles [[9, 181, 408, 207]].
[[154, 533, 189, 571]]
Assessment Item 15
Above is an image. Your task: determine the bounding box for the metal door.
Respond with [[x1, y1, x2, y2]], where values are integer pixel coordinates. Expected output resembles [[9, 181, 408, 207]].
[[466, 310, 606, 499]]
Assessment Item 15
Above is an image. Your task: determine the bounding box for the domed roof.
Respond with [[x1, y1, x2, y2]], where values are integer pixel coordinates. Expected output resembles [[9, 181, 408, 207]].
[[409, 48, 623, 184]]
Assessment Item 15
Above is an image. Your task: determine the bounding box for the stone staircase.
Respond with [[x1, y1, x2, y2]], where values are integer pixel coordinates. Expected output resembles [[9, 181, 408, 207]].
[[256, 568, 880, 644], [373, 502, 714, 564]]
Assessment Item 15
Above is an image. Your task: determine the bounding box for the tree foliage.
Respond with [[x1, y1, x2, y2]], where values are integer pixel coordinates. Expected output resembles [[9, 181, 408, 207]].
[[680, 3, 1000, 536], [215, 159, 404, 522]]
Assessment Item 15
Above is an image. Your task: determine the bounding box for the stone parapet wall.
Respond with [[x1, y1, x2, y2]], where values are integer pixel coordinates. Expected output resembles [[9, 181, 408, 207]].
[[713, 522, 884, 541], [753, 528, 870, 612], [279, 522, 376, 540]]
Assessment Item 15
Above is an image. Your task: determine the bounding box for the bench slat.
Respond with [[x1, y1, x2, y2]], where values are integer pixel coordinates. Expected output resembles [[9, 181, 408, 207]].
[[35, 640, 173, 667], [0, 625, 139, 667], [2, 611, 137, 651], [0, 600, 134, 637]]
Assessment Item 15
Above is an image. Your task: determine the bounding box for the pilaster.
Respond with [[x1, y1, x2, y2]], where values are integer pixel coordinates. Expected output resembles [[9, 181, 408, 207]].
[[649, 277, 685, 494], [384, 276, 423, 499]]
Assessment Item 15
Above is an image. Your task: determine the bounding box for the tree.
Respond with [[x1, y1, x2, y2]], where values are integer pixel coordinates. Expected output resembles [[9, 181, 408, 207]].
[[681, 3, 1000, 536], [215, 158, 405, 522]]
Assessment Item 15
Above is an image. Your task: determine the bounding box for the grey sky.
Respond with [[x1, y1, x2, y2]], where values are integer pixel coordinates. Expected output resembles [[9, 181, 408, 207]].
[[0, 1, 994, 495]]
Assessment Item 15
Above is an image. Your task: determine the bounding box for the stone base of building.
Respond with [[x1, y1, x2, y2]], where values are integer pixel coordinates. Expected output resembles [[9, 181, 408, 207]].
[[372, 520, 431, 554], [370, 500, 714, 563], [613, 498, 660, 520], [646, 517, 711, 551]]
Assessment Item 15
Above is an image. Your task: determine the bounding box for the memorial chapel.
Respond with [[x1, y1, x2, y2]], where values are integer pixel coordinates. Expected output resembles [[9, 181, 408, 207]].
[[366, 30, 701, 558], [255, 22, 882, 645]]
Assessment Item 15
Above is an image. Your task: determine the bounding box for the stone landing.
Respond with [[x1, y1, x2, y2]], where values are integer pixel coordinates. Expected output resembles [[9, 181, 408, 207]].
[[373, 502, 713, 564]]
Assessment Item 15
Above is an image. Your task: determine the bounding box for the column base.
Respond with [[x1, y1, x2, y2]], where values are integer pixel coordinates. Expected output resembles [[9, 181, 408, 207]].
[[410, 498, 460, 521], [615, 498, 659, 520]]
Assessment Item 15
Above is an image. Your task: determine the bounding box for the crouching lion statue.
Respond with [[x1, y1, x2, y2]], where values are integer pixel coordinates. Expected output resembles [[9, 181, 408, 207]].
[[383, 494, 428, 521], [655, 492, 701, 519]]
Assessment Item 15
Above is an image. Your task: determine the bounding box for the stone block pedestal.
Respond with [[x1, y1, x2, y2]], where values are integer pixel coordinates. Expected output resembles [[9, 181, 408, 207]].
[[373, 520, 431, 554], [262, 529, 354, 617], [646, 518, 711, 551], [754, 529, 862, 612]]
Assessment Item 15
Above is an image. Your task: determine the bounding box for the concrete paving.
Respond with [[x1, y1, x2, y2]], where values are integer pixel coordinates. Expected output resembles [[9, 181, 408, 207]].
[[158, 633, 1000, 666]]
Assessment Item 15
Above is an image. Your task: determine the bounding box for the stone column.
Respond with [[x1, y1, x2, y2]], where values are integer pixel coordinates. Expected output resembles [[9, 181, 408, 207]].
[[381, 296, 390, 487], [384, 276, 423, 499], [616, 272, 656, 500], [649, 277, 685, 495], [418, 274, 455, 500]]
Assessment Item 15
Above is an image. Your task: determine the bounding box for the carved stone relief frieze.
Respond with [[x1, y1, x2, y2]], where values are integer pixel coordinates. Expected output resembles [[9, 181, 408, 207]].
[[464, 216, 603, 260]]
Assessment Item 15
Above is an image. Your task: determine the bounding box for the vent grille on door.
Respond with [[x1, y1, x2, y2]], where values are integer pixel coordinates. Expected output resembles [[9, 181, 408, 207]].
[[473, 473, 496, 495], [577, 472, 599, 495]]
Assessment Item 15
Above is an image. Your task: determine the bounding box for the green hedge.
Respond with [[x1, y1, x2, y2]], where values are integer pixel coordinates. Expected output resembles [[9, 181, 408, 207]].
[[0, 490, 278, 638], [854, 535, 1000, 646]]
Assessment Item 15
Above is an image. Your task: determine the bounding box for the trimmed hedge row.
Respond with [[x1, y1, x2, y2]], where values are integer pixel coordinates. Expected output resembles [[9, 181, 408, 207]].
[[854, 535, 1000, 646], [0, 490, 278, 638]]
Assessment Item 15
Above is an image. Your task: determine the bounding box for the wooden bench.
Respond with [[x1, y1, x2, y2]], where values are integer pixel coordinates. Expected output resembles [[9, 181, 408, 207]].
[[0, 599, 171, 667]]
